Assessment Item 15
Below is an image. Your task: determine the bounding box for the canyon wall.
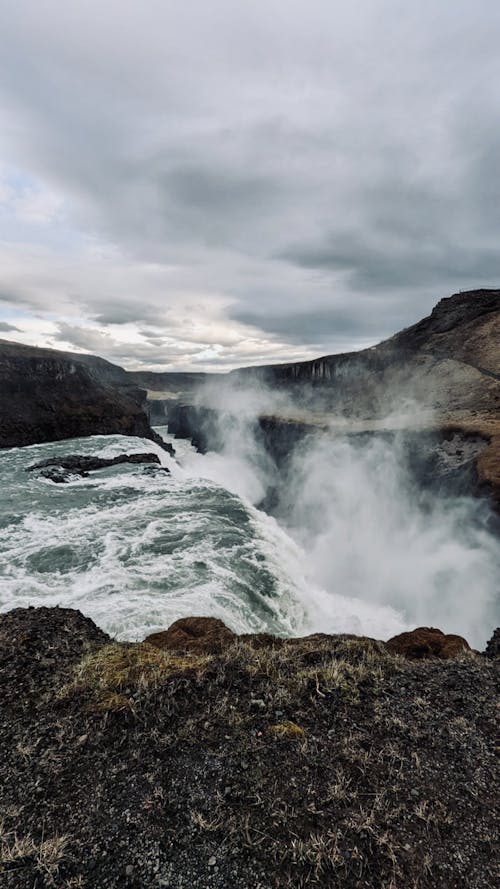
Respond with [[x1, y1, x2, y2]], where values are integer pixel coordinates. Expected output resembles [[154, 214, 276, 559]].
[[0, 339, 159, 449]]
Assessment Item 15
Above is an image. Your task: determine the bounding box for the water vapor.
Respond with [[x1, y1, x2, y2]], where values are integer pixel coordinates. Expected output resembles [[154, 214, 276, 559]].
[[181, 377, 500, 648]]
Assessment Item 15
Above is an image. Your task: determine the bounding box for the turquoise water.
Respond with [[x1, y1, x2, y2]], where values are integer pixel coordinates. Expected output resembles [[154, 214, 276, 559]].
[[0, 430, 309, 639], [2, 426, 496, 647]]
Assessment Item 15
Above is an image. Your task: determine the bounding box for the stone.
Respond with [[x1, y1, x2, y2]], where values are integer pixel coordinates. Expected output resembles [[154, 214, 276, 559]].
[[386, 627, 470, 660], [144, 616, 235, 654], [28, 452, 162, 478], [484, 628, 500, 659]]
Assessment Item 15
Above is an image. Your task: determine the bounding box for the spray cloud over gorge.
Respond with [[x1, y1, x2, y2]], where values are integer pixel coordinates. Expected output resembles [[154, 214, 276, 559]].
[[176, 373, 500, 649]]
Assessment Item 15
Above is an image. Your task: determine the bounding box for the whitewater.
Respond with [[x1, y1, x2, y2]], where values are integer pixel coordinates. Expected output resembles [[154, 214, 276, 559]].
[[0, 426, 498, 647]]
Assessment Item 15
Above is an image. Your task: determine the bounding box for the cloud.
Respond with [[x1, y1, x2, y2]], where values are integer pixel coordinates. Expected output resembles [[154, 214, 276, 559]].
[[0, 1, 499, 368], [0, 321, 20, 332], [51, 318, 315, 372]]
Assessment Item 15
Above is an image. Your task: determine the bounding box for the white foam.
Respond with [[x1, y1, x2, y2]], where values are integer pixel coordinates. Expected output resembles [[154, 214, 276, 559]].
[[0, 434, 310, 640]]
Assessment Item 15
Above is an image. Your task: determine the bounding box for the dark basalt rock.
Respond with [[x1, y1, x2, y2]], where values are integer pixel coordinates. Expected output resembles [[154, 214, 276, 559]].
[[386, 627, 470, 659], [26, 451, 166, 482], [1, 606, 498, 889], [25, 453, 162, 481], [0, 338, 173, 453], [484, 627, 500, 659], [0, 605, 110, 703]]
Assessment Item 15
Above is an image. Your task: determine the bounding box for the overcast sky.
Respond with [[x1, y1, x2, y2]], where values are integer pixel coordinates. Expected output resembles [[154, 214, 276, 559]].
[[0, 1, 499, 371]]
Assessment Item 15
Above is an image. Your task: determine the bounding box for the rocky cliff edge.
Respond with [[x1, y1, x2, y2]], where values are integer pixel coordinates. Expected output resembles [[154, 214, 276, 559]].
[[0, 606, 498, 889], [0, 339, 161, 450]]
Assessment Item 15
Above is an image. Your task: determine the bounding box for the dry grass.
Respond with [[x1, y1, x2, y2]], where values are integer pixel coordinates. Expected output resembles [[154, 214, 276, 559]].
[[288, 830, 346, 875], [0, 823, 70, 885], [59, 641, 212, 709], [219, 635, 395, 709]]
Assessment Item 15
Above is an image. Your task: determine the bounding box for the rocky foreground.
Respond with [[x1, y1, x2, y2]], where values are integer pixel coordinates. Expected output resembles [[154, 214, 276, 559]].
[[0, 608, 498, 889]]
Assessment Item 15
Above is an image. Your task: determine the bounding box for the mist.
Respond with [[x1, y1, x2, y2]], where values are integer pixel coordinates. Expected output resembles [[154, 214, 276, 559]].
[[172, 379, 500, 649], [282, 434, 499, 648]]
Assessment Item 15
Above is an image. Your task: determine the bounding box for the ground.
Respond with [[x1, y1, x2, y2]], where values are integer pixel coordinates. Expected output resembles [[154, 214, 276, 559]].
[[0, 606, 498, 889]]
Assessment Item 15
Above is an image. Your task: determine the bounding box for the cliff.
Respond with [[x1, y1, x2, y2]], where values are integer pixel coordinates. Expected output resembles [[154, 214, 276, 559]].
[[0, 339, 162, 450], [229, 288, 500, 394], [163, 289, 500, 505], [0, 606, 497, 889], [127, 369, 211, 394]]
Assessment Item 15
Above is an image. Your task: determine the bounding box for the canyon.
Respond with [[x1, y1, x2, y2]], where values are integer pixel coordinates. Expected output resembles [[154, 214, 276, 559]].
[[135, 288, 500, 508]]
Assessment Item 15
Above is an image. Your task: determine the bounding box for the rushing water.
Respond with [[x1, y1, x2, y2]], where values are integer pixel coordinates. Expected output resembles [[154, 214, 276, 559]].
[[1, 426, 498, 646]]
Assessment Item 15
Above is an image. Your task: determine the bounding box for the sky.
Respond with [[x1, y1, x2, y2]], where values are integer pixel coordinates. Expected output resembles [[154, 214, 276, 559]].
[[0, 0, 499, 372]]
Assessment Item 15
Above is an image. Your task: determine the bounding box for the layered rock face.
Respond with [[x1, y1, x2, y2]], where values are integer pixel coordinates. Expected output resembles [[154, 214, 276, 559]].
[[230, 288, 500, 398], [159, 289, 500, 505], [0, 339, 160, 449]]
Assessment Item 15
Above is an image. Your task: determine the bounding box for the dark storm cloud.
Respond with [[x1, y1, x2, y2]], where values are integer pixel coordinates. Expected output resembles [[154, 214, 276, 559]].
[[0, 1, 499, 368], [93, 306, 168, 326], [0, 321, 20, 332], [282, 237, 500, 291], [232, 308, 391, 346]]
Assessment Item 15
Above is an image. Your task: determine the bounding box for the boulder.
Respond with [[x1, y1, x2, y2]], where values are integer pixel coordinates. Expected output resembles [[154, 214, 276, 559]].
[[386, 627, 470, 659], [144, 617, 235, 654]]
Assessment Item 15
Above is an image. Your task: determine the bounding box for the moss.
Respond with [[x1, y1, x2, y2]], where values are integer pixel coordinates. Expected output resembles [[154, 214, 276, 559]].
[[268, 721, 305, 740]]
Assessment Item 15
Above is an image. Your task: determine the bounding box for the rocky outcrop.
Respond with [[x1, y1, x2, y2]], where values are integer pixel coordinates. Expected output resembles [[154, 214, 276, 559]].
[[162, 403, 222, 453], [229, 288, 500, 392], [0, 606, 498, 889], [145, 616, 236, 654], [147, 618, 474, 662], [0, 339, 167, 451], [26, 452, 167, 483], [0, 606, 110, 704], [485, 628, 500, 659], [386, 627, 471, 659]]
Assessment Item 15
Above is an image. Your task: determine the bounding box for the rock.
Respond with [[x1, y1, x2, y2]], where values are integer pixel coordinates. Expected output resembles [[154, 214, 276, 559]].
[[141, 465, 171, 476], [0, 606, 110, 704], [484, 627, 500, 659], [208, 856, 216, 867], [386, 627, 470, 659], [144, 617, 236, 654], [27, 452, 162, 481], [0, 338, 171, 451], [39, 467, 81, 484]]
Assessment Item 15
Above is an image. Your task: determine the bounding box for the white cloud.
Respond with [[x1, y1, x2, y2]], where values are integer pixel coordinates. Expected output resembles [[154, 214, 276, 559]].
[[0, 1, 498, 369]]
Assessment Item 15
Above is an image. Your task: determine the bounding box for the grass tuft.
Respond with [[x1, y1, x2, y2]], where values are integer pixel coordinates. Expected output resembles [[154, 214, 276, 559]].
[[0, 826, 70, 884], [58, 642, 212, 710]]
